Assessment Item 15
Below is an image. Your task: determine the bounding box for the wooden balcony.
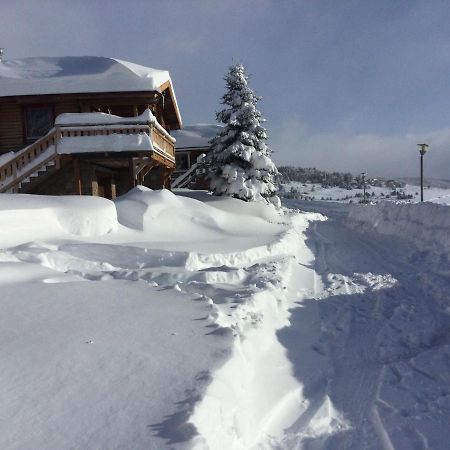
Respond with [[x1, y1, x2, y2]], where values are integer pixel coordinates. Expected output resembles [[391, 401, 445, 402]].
[[0, 114, 176, 193]]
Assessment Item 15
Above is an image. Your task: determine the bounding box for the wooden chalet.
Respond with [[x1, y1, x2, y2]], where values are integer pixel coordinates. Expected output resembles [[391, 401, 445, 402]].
[[0, 56, 182, 198]]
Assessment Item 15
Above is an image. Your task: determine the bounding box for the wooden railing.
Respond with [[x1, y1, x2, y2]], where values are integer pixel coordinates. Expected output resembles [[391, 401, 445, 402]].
[[0, 119, 175, 193], [58, 122, 175, 161], [151, 125, 176, 160], [0, 129, 58, 193], [58, 124, 148, 138]]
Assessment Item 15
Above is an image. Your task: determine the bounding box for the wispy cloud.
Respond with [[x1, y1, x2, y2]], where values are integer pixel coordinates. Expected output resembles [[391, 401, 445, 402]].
[[271, 120, 450, 179]]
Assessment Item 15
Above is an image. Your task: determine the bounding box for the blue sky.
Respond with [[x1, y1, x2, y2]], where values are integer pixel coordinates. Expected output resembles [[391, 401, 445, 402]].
[[2, 0, 450, 178]]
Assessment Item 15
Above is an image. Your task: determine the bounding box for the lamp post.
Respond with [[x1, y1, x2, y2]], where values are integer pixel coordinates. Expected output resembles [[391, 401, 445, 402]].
[[361, 172, 367, 203], [417, 144, 429, 202]]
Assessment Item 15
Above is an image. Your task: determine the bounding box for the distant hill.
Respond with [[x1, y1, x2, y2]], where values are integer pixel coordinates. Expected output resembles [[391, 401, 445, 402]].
[[278, 166, 355, 188], [278, 166, 404, 189], [278, 166, 450, 190], [397, 177, 450, 189]]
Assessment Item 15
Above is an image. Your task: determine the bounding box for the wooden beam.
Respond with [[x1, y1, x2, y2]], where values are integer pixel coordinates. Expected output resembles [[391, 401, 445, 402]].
[[73, 159, 82, 195], [128, 157, 137, 189], [162, 167, 174, 189]]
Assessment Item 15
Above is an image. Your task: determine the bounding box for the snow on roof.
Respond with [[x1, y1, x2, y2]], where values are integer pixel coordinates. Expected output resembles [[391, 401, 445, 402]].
[[55, 109, 156, 126], [171, 124, 222, 150], [0, 56, 172, 97]]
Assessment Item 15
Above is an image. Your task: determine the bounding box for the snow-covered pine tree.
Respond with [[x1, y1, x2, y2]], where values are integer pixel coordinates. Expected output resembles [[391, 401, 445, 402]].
[[207, 64, 280, 208]]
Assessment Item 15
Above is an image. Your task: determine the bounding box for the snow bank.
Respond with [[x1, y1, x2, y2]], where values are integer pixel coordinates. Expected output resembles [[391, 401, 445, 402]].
[[189, 210, 327, 449], [0, 195, 117, 246], [175, 189, 282, 223], [114, 187, 285, 252], [348, 201, 450, 258]]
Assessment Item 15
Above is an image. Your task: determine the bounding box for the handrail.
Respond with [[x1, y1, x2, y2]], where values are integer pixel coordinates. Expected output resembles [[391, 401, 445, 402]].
[[0, 129, 58, 192], [172, 162, 199, 188], [151, 126, 175, 159], [172, 153, 208, 189]]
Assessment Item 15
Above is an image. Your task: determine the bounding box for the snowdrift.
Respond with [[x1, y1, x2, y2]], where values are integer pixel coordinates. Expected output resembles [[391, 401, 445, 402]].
[[348, 201, 450, 258], [114, 187, 285, 252], [0, 194, 117, 246]]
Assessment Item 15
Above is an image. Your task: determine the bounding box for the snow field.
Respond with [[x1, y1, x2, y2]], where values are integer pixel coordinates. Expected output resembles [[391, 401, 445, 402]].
[[0, 188, 326, 449], [282, 181, 450, 205], [3, 189, 448, 448]]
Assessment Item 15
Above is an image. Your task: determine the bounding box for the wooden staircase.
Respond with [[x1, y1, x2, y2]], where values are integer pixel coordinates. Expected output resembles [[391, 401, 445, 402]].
[[0, 129, 60, 193], [172, 153, 208, 189]]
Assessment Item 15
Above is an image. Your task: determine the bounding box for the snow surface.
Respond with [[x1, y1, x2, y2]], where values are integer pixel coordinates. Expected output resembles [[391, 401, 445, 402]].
[[58, 133, 154, 154], [0, 151, 16, 166], [0, 56, 172, 97], [1, 189, 449, 449], [55, 109, 156, 126], [171, 124, 223, 149], [348, 201, 450, 258], [282, 199, 450, 449]]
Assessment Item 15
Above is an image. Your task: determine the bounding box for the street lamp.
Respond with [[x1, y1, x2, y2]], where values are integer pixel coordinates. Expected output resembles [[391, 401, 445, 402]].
[[361, 172, 367, 203], [417, 144, 429, 202]]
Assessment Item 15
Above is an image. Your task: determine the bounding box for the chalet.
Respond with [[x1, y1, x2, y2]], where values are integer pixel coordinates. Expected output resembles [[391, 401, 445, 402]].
[[0, 55, 182, 198], [171, 124, 221, 189]]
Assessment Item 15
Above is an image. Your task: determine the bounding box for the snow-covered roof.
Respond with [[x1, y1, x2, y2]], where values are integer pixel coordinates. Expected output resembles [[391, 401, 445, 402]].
[[0, 56, 172, 97], [171, 124, 222, 150]]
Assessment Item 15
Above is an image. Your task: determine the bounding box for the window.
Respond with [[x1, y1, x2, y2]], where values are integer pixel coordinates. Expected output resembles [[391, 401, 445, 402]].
[[24, 105, 54, 140], [176, 152, 190, 171]]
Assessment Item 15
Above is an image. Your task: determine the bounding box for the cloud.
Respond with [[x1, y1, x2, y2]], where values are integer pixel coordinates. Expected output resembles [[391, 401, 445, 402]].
[[270, 120, 450, 179]]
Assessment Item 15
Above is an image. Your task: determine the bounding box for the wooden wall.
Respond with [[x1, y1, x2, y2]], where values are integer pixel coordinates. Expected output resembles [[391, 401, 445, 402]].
[[0, 103, 23, 152], [0, 91, 176, 156], [0, 98, 80, 154]]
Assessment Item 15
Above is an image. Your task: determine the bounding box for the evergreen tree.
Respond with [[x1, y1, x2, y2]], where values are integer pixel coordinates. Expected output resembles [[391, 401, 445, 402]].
[[207, 64, 280, 207]]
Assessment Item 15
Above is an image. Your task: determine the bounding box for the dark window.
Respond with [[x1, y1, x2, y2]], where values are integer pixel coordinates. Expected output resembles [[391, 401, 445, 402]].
[[24, 105, 54, 140], [107, 105, 134, 117], [176, 152, 190, 171], [96, 172, 113, 199]]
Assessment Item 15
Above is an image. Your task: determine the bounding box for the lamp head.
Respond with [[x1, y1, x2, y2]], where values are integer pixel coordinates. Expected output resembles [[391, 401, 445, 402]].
[[417, 143, 429, 155]]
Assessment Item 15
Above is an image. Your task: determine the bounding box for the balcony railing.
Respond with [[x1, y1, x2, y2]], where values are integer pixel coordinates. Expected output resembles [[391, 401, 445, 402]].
[[0, 116, 176, 193]]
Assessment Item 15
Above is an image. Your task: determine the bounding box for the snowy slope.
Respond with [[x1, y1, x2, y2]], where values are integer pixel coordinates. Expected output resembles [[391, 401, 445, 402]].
[[1, 189, 449, 449]]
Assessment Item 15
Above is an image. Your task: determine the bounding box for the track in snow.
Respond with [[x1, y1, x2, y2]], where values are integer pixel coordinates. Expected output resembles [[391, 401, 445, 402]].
[[277, 200, 450, 450]]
